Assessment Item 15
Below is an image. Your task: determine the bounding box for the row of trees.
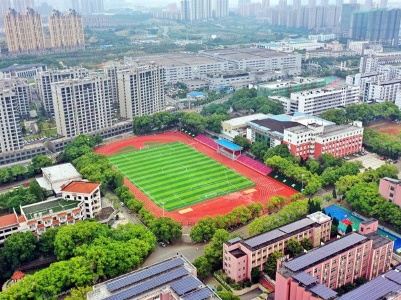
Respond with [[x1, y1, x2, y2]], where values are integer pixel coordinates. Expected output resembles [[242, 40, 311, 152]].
[[266, 155, 322, 195], [0, 154, 53, 184], [248, 198, 310, 236], [0, 221, 156, 299], [132, 111, 228, 135], [320, 101, 401, 126], [0, 181, 46, 213], [363, 129, 401, 159], [201, 88, 284, 117], [190, 203, 264, 243], [115, 186, 182, 243]]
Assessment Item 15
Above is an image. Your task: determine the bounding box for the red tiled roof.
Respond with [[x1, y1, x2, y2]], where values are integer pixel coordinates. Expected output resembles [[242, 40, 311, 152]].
[[53, 220, 59, 225], [58, 212, 67, 217], [18, 215, 26, 223], [42, 216, 52, 221], [72, 208, 81, 213], [27, 220, 37, 226], [67, 215, 74, 221], [11, 271, 25, 281], [37, 224, 44, 229], [0, 214, 18, 228], [61, 181, 100, 194]]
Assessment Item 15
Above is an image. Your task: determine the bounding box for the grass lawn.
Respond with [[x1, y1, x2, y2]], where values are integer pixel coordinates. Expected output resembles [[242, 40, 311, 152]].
[[108, 142, 254, 211]]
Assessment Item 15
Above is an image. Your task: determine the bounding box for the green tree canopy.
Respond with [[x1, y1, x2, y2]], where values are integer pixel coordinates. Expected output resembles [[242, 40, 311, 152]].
[[150, 217, 182, 243]]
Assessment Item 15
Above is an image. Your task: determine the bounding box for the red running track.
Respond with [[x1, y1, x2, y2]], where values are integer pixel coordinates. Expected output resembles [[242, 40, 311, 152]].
[[95, 132, 297, 225]]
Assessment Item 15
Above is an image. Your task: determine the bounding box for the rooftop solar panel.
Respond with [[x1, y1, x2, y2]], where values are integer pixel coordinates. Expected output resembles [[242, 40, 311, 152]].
[[285, 233, 367, 272], [279, 218, 315, 233], [338, 276, 401, 300], [385, 270, 401, 285], [171, 276, 203, 295], [183, 287, 213, 300], [292, 272, 317, 286], [105, 267, 189, 300], [244, 229, 286, 249], [106, 257, 184, 292], [309, 284, 337, 299]]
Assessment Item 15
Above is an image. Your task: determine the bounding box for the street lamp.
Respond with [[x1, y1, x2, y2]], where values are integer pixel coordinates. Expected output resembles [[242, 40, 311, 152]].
[[161, 201, 165, 217], [301, 174, 304, 191]]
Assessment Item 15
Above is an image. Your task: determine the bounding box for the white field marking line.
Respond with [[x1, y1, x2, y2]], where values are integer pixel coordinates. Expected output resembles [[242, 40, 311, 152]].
[[173, 193, 187, 207], [161, 164, 188, 175]]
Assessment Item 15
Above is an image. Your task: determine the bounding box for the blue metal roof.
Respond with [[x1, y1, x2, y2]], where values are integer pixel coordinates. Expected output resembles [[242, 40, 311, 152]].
[[215, 139, 243, 151]]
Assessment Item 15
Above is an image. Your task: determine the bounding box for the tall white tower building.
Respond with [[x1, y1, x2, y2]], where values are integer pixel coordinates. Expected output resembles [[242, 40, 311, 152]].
[[0, 89, 23, 153], [118, 64, 165, 119], [35, 68, 89, 114], [52, 76, 113, 137]]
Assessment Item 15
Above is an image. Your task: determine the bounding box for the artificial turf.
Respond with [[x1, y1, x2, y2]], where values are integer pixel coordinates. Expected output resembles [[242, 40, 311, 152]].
[[108, 142, 255, 211]]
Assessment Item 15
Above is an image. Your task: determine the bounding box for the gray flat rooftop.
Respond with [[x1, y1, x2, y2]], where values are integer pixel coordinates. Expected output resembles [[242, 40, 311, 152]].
[[318, 124, 361, 138], [41, 163, 81, 183], [126, 53, 224, 67], [366, 232, 393, 249], [284, 233, 368, 273], [202, 47, 293, 61]]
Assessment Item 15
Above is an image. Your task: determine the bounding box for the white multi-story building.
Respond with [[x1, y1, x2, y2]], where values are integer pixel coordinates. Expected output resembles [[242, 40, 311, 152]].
[[60, 181, 101, 219], [0, 88, 23, 153], [367, 79, 401, 103], [124, 53, 228, 84], [273, 85, 360, 115], [200, 48, 302, 73], [0, 77, 33, 120], [52, 76, 113, 138], [360, 52, 401, 73], [348, 41, 383, 56], [118, 64, 165, 119], [0, 180, 103, 244], [35, 68, 89, 114]]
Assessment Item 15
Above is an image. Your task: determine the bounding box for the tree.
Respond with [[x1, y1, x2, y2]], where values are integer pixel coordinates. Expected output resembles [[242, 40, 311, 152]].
[[3, 231, 37, 269], [0, 168, 11, 184], [39, 227, 59, 256], [376, 164, 398, 179], [54, 221, 109, 260], [250, 142, 269, 160], [332, 217, 339, 227], [251, 267, 260, 284], [202, 229, 230, 270], [247, 203, 263, 218], [217, 291, 240, 300], [233, 135, 251, 150], [29, 154, 53, 174], [345, 182, 384, 215], [65, 286, 93, 300], [150, 217, 182, 243], [331, 225, 339, 237], [300, 238, 313, 251], [264, 251, 284, 279], [29, 180, 46, 202], [346, 224, 353, 234], [193, 256, 212, 280], [264, 144, 292, 160], [190, 216, 217, 242], [286, 238, 304, 257]]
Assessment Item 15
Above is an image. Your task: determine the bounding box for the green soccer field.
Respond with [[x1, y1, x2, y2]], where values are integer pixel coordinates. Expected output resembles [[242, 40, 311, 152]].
[[108, 142, 255, 211]]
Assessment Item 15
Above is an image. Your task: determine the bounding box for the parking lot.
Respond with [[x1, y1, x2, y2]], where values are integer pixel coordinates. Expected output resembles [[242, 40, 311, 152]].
[[348, 152, 386, 170]]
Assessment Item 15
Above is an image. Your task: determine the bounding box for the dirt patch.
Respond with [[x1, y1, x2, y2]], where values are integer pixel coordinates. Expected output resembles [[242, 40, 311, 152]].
[[95, 132, 296, 225], [368, 120, 401, 136]]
